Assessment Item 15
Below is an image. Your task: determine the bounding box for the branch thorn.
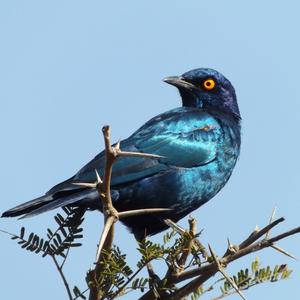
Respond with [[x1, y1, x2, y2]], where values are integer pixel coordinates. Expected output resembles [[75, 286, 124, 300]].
[[271, 244, 297, 260], [96, 216, 116, 261], [72, 182, 97, 188], [266, 206, 277, 239], [208, 244, 247, 300], [94, 169, 102, 184]]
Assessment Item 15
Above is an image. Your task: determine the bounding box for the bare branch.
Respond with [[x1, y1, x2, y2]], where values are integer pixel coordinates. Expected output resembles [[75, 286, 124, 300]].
[[268, 226, 300, 243], [164, 218, 186, 234], [178, 217, 197, 269], [89, 126, 118, 300], [238, 217, 284, 249], [51, 255, 73, 300]]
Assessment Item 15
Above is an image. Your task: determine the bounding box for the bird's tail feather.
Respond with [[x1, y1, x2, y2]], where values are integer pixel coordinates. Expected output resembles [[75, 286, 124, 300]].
[[1, 194, 53, 217], [21, 189, 99, 218], [1, 188, 99, 219]]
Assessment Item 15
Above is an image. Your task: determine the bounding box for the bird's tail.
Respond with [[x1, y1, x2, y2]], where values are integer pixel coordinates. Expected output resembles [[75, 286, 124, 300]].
[[1, 188, 99, 219], [1, 194, 54, 217]]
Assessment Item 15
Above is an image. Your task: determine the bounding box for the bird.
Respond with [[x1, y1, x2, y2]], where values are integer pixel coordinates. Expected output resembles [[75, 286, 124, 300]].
[[2, 68, 241, 240]]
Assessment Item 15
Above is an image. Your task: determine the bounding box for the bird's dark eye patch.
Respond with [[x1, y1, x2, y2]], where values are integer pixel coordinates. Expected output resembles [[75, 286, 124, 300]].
[[203, 78, 216, 91]]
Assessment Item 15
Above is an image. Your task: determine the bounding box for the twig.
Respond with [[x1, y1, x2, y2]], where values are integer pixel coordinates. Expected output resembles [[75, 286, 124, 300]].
[[0, 228, 18, 237], [238, 217, 284, 249], [60, 246, 71, 269], [164, 218, 186, 234], [88, 126, 118, 300], [51, 255, 73, 300], [178, 217, 197, 269], [268, 226, 300, 243], [212, 289, 240, 300]]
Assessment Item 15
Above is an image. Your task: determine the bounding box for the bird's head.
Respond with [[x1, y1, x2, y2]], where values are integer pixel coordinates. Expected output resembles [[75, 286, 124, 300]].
[[164, 68, 240, 118]]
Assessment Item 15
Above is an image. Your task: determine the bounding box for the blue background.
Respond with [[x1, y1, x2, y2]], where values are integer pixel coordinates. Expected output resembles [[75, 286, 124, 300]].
[[1, 1, 299, 299]]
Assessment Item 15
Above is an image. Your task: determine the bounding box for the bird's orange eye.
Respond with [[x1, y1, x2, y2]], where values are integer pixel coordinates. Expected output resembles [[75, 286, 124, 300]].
[[203, 78, 216, 90]]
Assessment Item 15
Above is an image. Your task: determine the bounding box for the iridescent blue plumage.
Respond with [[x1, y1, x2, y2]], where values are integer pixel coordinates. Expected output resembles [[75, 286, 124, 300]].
[[2, 68, 241, 238]]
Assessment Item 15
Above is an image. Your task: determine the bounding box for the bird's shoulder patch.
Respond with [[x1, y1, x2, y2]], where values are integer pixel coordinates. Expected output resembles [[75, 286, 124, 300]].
[[199, 124, 216, 132]]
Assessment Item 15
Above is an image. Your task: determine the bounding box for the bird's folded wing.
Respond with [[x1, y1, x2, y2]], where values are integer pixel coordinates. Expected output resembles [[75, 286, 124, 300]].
[[48, 109, 221, 193]]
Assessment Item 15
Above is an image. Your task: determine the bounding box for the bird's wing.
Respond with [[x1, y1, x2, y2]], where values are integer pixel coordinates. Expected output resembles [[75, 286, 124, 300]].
[[48, 107, 222, 193]]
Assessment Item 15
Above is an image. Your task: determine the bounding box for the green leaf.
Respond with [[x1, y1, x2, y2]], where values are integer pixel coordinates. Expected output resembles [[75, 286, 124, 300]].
[[47, 228, 53, 237], [20, 227, 25, 239]]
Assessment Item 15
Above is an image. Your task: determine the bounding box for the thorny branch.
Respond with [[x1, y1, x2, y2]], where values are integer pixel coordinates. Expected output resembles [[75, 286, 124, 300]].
[[51, 255, 73, 300], [87, 126, 171, 300], [138, 215, 300, 300]]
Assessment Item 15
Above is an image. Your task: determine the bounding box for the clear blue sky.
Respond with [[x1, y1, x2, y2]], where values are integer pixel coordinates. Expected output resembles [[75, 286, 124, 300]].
[[1, 1, 299, 299]]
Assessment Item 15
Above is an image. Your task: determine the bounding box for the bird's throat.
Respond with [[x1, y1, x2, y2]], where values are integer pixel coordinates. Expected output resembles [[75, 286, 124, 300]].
[[179, 90, 204, 108]]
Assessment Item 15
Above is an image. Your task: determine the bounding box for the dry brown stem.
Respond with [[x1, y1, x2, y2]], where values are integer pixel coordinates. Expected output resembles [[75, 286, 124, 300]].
[[88, 126, 173, 300]]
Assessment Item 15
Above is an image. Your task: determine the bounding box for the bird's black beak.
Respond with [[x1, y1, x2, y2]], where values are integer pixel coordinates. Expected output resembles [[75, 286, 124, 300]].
[[163, 76, 194, 90]]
